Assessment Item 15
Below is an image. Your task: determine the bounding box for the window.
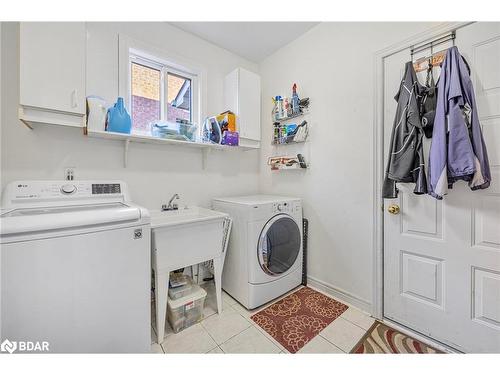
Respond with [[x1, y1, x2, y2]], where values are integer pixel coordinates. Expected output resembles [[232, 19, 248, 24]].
[[129, 51, 198, 136]]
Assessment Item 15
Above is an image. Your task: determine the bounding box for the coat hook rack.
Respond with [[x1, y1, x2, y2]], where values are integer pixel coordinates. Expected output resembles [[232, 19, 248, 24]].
[[410, 31, 456, 60], [411, 31, 456, 72]]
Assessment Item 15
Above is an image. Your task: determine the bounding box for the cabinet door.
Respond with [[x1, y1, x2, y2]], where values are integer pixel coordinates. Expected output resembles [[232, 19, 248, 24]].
[[238, 68, 261, 141], [224, 68, 239, 119], [20, 22, 86, 114]]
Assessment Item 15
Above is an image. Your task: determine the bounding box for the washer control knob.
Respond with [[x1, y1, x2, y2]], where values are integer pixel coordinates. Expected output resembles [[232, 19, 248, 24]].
[[277, 204, 283, 211], [61, 184, 76, 194]]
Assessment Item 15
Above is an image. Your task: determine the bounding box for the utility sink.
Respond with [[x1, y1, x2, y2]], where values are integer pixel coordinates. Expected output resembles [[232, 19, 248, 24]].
[[149, 206, 228, 228], [150, 205, 231, 343], [150, 206, 230, 270]]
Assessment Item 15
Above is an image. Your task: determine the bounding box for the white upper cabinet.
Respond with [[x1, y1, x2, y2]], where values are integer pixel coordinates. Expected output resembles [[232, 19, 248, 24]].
[[19, 22, 86, 128], [224, 68, 261, 145]]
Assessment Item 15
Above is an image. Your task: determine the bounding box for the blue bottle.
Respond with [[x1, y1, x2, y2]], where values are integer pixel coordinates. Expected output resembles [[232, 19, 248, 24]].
[[107, 97, 132, 134]]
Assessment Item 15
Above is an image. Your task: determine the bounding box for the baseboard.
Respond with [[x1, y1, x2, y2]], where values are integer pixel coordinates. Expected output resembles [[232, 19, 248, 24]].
[[307, 276, 372, 314]]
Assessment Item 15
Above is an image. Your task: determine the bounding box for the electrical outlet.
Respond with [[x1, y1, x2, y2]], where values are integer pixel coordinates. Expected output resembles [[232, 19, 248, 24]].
[[64, 167, 75, 181]]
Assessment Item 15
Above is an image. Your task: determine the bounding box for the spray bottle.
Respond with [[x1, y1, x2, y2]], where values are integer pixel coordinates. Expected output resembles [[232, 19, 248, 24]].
[[292, 84, 300, 114]]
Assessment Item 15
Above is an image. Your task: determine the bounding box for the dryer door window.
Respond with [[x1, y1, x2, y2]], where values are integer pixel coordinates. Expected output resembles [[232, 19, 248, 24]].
[[258, 214, 301, 276]]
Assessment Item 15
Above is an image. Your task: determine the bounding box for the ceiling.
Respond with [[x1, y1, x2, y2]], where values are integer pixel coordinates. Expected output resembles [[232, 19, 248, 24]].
[[170, 22, 319, 62]]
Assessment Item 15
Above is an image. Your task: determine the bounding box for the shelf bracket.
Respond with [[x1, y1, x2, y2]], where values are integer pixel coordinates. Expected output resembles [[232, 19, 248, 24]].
[[202, 147, 211, 170], [124, 139, 130, 168]]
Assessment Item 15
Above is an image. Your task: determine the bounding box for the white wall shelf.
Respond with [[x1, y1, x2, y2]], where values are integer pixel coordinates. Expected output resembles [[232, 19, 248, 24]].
[[271, 163, 309, 171], [86, 129, 259, 168], [272, 122, 309, 145], [271, 139, 307, 146], [267, 154, 309, 171], [269, 99, 310, 171], [273, 109, 309, 123]]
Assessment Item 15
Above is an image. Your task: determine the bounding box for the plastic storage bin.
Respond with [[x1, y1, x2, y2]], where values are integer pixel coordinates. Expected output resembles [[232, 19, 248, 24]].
[[168, 275, 194, 300], [167, 285, 207, 333], [179, 123, 198, 141]]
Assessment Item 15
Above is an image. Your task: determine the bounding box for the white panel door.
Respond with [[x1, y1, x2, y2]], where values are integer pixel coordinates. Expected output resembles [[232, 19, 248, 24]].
[[20, 22, 86, 114], [383, 22, 500, 353]]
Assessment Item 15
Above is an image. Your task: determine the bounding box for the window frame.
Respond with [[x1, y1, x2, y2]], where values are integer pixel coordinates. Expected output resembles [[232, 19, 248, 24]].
[[119, 35, 205, 135]]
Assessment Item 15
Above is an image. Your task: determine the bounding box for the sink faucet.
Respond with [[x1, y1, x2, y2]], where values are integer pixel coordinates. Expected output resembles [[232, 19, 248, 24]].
[[162, 194, 180, 211]]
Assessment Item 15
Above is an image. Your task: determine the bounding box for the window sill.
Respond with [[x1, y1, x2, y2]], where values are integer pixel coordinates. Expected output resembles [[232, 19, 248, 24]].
[[86, 129, 259, 168], [86, 129, 259, 151]]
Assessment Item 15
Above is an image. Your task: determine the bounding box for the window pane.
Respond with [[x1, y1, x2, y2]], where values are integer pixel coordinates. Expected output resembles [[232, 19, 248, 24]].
[[167, 73, 191, 123], [131, 62, 161, 135]]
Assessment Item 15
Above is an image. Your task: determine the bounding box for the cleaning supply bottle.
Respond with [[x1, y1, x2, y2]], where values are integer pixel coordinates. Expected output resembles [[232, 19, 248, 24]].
[[279, 96, 285, 119], [284, 98, 290, 117], [273, 97, 279, 121], [280, 124, 287, 143], [292, 84, 300, 114], [107, 97, 132, 134], [275, 96, 281, 119], [273, 122, 280, 144]]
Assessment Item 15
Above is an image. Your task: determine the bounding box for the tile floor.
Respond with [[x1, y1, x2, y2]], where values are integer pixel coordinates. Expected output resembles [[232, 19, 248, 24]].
[[150, 282, 375, 354]]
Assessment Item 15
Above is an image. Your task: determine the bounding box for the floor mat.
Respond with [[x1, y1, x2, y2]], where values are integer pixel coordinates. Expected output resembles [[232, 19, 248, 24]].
[[351, 321, 442, 353], [251, 287, 348, 353]]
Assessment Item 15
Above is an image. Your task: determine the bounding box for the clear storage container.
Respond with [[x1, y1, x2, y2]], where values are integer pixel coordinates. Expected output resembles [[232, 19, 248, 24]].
[[169, 282, 194, 300], [169, 274, 194, 300], [167, 285, 207, 333]]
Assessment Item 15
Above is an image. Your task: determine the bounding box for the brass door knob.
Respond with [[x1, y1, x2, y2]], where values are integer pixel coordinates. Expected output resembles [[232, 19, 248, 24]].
[[387, 204, 400, 214]]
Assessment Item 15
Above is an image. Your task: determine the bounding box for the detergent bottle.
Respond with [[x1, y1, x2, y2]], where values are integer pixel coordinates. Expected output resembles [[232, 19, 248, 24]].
[[106, 97, 132, 134]]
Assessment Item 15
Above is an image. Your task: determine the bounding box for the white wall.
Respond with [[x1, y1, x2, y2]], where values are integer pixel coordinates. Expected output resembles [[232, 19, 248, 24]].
[[1, 22, 260, 209], [259, 22, 438, 310]]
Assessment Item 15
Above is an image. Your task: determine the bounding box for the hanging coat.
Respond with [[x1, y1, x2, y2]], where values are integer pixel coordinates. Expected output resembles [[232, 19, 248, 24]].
[[420, 64, 438, 139], [382, 62, 427, 199], [428, 46, 491, 199]]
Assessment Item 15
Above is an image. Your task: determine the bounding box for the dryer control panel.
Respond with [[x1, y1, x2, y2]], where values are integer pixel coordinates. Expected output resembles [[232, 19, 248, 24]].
[[273, 201, 301, 214]]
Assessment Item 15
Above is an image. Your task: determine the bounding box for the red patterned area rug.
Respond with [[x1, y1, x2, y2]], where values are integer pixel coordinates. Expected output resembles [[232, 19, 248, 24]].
[[251, 287, 348, 353], [351, 322, 442, 353]]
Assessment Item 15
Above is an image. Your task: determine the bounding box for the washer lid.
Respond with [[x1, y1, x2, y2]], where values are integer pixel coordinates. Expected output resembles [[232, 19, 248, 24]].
[[0, 202, 142, 236]]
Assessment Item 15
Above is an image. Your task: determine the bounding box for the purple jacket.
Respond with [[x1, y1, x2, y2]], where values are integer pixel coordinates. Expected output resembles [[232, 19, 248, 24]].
[[428, 46, 491, 199]]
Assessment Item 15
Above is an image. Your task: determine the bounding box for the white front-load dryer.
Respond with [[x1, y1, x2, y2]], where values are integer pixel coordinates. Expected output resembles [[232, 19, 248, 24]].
[[213, 195, 303, 309]]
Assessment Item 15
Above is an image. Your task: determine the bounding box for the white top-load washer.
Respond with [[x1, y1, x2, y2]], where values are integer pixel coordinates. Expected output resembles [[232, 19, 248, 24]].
[[212, 195, 302, 309], [0, 180, 150, 353]]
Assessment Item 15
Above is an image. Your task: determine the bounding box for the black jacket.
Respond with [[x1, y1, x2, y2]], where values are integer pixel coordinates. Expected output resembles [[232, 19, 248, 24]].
[[383, 62, 427, 198]]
